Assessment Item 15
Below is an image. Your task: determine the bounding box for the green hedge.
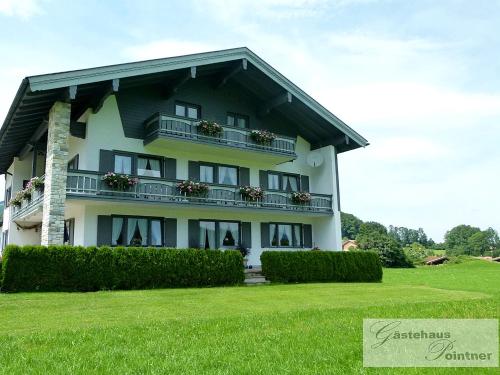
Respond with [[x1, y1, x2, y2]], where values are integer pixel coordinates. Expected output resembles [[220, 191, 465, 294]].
[[1, 245, 244, 292], [260, 250, 382, 283]]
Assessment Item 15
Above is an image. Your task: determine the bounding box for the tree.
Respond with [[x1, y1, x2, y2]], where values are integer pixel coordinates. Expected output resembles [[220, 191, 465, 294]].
[[466, 228, 500, 256], [444, 225, 480, 251], [356, 225, 413, 268], [388, 226, 432, 247], [341, 212, 363, 239]]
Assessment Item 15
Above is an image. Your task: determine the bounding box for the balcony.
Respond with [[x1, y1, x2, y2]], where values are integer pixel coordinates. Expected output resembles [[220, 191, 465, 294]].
[[143, 114, 297, 164], [66, 171, 333, 215], [11, 188, 44, 222]]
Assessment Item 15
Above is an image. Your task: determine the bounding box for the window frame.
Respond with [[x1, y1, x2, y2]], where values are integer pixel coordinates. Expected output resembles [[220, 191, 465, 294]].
[[199, 162, 239, 186], [175, 101, 201, 120], [269, 222, 304, 248], [227, 112, 250, 129], [64, 218, 75, 245], [4, 186, 11, 207], [110, 215, 164, 247], [199, 219, 241, 249]]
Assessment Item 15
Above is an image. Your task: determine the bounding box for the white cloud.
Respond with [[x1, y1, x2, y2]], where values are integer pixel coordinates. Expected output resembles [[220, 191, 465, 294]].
[[122, 40, 219, 61], [0, 0, 43, 19]]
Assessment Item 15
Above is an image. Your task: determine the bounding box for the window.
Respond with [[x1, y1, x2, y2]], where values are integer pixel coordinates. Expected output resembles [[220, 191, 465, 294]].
[[270, 223, 302, 247], [4, 186, 11, 207], [64, 219, 75, 245], [68, 155, 79, 170], [227, 113, 249, 129], [200, 165, 214, 183], [175, 102, 200, 120], [268, 173, 280, 190], [111, 216, 163, 247], [1, 231, 8, 252], [114, 155, 132, 174], [199, 221, 240, 250], [282, 174, 299, 192], [199, 163, 238, 186], [137, 156, 161, 178], [218, 166, 237, 185]]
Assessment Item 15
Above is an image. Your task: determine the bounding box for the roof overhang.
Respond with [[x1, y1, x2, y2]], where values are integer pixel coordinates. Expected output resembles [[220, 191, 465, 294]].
[[0, 47, 369, 174]]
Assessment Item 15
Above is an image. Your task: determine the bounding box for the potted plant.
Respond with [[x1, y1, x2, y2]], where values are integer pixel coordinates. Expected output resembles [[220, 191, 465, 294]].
[[21, 188, 32, 203], [237, 245, 251, 268], [239, 186, 264, 202], [291, 191, 311, 205], [197, 120, 223, 137], [177, 180, 209, 197], [250, 129, 276, 146], [102, 172, 139, 191]]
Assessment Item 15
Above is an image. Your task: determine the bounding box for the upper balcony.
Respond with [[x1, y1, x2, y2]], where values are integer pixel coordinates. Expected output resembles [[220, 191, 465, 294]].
[[143, 114, 297, 164]]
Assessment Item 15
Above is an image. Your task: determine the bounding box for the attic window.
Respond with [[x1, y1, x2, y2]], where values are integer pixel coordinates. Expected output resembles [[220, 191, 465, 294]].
[[175, 102, 200, 120]]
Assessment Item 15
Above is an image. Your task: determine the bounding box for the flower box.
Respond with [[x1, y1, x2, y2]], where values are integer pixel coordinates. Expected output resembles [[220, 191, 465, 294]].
[[177, 180, 209, 197], [102, 172, 139, 191], [250, 130, 276, 146], [197, 120, 223, 137], [291, 191, 311, 205], [239, 186, 264, 202]]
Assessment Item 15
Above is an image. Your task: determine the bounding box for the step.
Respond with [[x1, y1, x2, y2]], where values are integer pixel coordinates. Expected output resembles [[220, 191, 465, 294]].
[[244, 276, 270, 285], [245, 272, 264, 278]]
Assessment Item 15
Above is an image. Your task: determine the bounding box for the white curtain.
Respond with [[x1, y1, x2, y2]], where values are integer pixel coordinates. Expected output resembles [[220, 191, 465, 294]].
[[219, 167, 237, 185], [114, 156, 132, 174], [112, 218, 124, 245], [199, 221, 216, 249], [268, 174, 280, 190], [151, 220, 162, 246], [138, 219, 148, 245], [279, 225, 292, 247], [270, 224, 279, 246], [200, 166, 214, 183], [219, 222, 238, 248], [283, 176, 299, 192], [293, 224, 302, 247], [138, 158, 161, 178]]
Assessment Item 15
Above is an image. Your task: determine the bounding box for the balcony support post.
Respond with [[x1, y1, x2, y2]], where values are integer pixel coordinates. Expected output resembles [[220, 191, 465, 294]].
[[41, 101, 71, 246]]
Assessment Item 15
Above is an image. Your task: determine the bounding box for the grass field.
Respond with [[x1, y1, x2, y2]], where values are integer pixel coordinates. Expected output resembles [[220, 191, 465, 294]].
[[0, 260, 498, 374]]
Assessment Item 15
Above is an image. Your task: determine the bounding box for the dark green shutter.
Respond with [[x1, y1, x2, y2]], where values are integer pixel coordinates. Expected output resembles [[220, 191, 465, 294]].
[[164, 157, 177, 180], [303, 224, 313, 248], [239, 167, 250, 186], [261, 223, 270, 248], [99, 150, 114, 173], [188, 219, 199, 248], [188, 161, 200, 181], [164, 218, 177, 247], [241, 222, 252, 248], [259, 170, 268, 189], [97, 215, 112, 246], [300, 175, 310, 192]]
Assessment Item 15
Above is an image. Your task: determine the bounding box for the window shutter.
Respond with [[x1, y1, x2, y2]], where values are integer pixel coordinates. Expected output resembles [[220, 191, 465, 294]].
[[300, 175, 310, 192], [188, 161, 200, 181], [260, 223, 270, 248], [241, 222, 252, 248], [99, 150, 114, 173], [239, 167, 250, 186], [259, 170, 268, 189], [303, 224, 313, 248], [188, 219, 199, 248], [164, 218, 177, 247], [164, 158, 177, 180], [97, 215, 112, 246]]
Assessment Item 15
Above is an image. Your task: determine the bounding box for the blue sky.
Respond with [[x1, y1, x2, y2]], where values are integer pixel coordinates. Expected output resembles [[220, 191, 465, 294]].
[[1, 0, 499, 241]]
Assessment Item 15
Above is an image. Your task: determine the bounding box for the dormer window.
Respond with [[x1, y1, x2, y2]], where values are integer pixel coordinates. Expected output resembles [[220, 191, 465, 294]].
[[175, 101, 200, 120]]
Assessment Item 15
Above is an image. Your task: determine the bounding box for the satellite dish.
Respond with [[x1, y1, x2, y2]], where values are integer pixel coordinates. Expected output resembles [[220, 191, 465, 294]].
[[307, 152, 324, 167]]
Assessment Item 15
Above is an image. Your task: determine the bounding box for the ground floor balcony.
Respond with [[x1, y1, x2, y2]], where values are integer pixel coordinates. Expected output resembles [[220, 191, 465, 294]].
[[144, 114, 297, 164]]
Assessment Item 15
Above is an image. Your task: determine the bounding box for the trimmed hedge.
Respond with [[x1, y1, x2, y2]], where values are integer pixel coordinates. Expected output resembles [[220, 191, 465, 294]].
[[1, 245, 244, 292], [260, 250, 382, 283]]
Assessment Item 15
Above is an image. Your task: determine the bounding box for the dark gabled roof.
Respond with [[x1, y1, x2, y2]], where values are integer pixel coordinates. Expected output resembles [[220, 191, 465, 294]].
[[0, 47, 369, 174]]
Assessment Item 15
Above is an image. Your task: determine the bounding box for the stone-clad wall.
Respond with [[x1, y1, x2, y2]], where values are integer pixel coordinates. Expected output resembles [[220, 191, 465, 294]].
[[41, 101, 71, 245]]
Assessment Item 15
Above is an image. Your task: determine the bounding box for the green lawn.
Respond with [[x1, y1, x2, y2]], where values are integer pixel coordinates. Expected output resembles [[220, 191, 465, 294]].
[[0, 260, 498, 374]]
